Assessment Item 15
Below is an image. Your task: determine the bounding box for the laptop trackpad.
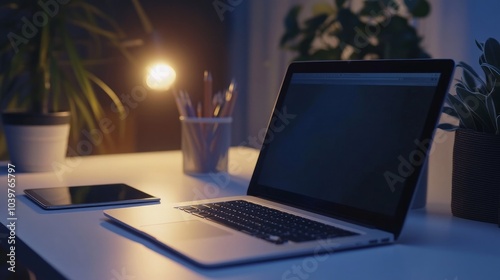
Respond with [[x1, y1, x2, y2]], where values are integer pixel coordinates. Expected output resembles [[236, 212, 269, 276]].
[[140, 220, 232, 241]]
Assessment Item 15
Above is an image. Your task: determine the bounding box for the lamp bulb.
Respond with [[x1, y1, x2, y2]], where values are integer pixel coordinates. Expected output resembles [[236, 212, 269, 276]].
[[146, 63, 176, 91]]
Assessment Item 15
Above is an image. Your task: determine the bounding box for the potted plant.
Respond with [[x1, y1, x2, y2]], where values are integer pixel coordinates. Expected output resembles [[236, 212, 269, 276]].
[[280, 0, 431, 60], [439, 38, 500, 224], [0, 1, 145, 172]]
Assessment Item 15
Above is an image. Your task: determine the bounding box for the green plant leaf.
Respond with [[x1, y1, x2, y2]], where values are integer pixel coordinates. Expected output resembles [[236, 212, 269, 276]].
[[64, 80, 97, 134], [82, 73, 123, 146], [62, 27, 102, 121], [71, 1, 126, 38], [85, 71, 125, 119], [68, 19, 122, 40], [49, 54, 62, 112], [485, 92, 498, 132], [457, 61, 486, 93], [130, 0, 154, 34], [312, 3, 336, 16], [480, 62, 500, 92], [66, 94, 80, 140], [480, 62, 500, 76], [442, 106, 459, 119], [382, 0, 399, 11], [483, 38, 500, 69], [489, 78, 500, 121], [336, 8, 362, 46], [0, 48, 22, 102], [304, 14, 329, 32], [437, 123, 459, 131], [297, 33, 316, 57], [456, 82, 485, 101], [406, 0, 431, 18], [455, 85, 493, 131], [335, 0, 347, 8], [359, 1, 383, 16], [447, 93, 476, 130], [280, 5, 302, 47], [475, 40, 484, 52]]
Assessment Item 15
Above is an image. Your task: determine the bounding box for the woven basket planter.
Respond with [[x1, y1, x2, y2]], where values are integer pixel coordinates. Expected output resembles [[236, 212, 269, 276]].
[[451, 129, 500, 224]]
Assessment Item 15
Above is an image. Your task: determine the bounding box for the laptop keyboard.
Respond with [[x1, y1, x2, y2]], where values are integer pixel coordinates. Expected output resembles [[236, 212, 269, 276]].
[[175, 200, 358, 245]]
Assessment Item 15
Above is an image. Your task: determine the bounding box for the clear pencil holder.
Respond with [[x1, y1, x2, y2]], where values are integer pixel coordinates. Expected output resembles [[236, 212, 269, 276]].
[[180, 117, 232, 174]]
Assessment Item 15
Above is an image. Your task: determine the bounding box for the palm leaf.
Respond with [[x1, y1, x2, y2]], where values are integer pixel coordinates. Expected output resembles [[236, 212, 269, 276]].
[[68, 19, 122, 41], [71, 2, 126, 37], [131, 0, 154, 34], [85, 71, 125, 119], [61, 26, 103, 121], [85, 73, 124, 145], [66, 97, 79, 140], [63, 80, 98, 139], [108, 39, 139, 66]]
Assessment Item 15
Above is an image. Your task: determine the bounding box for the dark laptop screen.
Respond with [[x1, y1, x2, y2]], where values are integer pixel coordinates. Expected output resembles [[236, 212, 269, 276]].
[[254, 72, 440, 216]]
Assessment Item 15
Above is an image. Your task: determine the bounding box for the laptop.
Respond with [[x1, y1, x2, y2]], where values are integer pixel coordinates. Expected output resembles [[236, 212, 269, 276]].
[[104, 59, 455, 267]]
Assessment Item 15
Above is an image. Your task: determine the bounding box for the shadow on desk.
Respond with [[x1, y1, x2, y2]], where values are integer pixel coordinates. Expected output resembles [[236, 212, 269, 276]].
[[399, 207, 500, 258], [0, 224, 66, 280]]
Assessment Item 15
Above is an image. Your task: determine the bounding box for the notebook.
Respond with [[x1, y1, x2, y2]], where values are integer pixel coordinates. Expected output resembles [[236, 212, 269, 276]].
[[104, 59, 455, 267]]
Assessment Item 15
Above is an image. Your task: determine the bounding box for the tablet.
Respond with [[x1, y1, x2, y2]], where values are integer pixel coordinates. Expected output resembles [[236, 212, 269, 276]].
[[24, 183, 160, 210]]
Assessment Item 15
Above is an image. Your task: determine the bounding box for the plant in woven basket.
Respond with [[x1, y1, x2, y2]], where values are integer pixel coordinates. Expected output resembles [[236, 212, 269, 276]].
[[439, 37, 500, 224]]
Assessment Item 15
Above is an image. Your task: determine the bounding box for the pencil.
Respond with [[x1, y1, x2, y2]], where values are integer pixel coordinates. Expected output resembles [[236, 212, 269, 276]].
[[203, 71, 212, 117]]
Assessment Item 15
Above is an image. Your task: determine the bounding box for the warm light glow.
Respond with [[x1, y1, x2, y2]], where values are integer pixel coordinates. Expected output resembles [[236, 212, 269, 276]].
[[145, 63, 176, 91]]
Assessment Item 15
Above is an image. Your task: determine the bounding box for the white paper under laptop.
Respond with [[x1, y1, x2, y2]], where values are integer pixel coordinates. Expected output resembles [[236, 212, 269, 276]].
[[104, 59, 455, 267]]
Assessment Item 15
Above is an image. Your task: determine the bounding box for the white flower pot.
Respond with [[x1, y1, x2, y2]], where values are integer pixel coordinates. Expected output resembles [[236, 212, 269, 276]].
[[2, 112, 70, 172]]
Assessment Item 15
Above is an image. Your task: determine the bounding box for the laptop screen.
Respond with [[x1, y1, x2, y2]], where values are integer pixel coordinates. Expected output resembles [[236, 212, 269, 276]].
[[247, 60, 454, 236]]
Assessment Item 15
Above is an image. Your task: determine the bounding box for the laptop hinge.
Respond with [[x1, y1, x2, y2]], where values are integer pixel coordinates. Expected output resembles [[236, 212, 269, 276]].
[[255, 195, 378, 230]]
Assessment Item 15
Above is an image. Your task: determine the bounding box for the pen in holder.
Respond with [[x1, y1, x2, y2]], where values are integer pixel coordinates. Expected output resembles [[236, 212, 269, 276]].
[[180, 117, 232, 174], [175, 71, 237, 174]]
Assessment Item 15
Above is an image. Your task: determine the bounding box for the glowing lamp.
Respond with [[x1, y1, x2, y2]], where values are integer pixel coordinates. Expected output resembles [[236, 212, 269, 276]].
[[145, 63, 176, 91]]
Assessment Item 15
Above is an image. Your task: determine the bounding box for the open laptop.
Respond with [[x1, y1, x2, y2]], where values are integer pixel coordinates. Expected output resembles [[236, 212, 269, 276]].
[[104, 59, 455, 267]]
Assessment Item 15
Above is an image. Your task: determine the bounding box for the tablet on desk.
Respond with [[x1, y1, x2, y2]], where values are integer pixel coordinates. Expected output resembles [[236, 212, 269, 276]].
[[24, 183, 160, 210]]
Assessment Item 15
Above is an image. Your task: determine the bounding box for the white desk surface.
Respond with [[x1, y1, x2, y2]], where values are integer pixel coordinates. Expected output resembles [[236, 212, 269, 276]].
[[1, 146, 499, 279]]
